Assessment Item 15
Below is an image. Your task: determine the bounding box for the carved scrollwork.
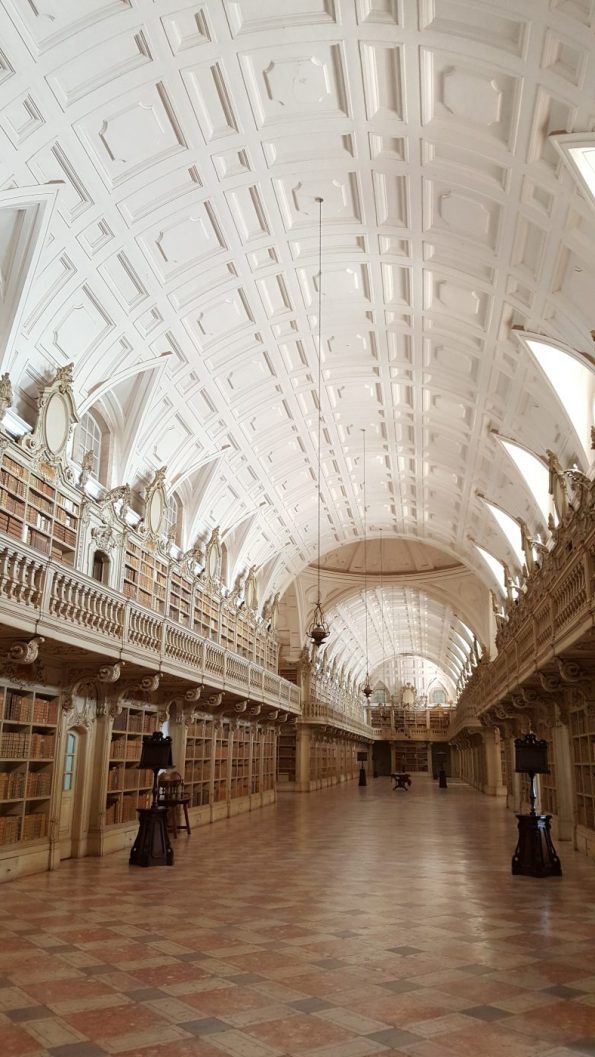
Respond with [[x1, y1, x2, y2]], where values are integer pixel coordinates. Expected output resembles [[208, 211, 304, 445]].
[[207, 692, 223, 708], [556, 658, 585, 684], [0, 372, 13, 432], [137, 467, 168, 540], [20, 363, 79, 466], [139, 673, 161, 694], [99, 484, 131, 525], [539, 671, 561, 694], [249, 704, 262, 717], [91, 524, 118, 553], [184, 686, 203, 702], [97, 661, 124, 684], [7, 635, 45, 664]]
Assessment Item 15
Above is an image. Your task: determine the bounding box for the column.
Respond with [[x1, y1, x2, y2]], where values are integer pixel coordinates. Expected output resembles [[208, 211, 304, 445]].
[[426, 741, 433, 775], [483, 727, 506, 797], [295, 724, 311, 792], [552, 715, 575, 841]]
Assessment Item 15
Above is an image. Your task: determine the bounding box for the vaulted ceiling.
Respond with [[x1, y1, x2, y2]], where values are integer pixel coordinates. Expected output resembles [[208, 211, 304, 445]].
[[0, 0, 594, 690]]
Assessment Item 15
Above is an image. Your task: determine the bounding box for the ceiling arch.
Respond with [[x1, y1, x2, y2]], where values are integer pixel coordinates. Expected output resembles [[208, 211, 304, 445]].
[[0, 0, 594, 683]]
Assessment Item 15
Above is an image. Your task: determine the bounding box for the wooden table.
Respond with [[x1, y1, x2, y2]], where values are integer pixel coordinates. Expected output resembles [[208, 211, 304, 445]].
[[391, 772, 412, 791]]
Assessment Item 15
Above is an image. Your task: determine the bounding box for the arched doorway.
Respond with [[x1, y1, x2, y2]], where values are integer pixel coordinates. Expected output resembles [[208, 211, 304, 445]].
[[373, 741, 391, 777]]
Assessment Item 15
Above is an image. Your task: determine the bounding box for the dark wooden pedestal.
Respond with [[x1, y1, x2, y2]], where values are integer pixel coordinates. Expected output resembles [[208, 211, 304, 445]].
[[512, 813, 562, 877], [129, 806, 174, 867], [358, 767, 367, 787]]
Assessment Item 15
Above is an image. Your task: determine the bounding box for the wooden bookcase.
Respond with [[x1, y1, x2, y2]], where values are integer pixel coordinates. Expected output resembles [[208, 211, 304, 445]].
[[230, 725, 250, 799], [123, 541, 167, 614], [277, 731, 296, 784], [220, 606, 236, 653], [213, 725, 229, 803], [262, 729, 275, 792], [0, 455, 79, 564], [194, 585, 220, 640], [106, 705, 157, 826], [168, 569, 192, 626], [236, 612, 252, 659], [0, 686, 59, 846], [393, 742, 428, 773], [184, 718, 213, 807], [570, 704, 595, 830]]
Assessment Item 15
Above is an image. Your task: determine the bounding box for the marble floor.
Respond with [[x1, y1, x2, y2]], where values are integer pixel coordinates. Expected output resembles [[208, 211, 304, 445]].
[[1, 777, 595, 1057]]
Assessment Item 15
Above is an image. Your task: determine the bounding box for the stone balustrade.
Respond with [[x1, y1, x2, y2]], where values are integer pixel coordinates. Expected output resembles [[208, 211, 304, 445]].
[[0, 540, 300, 715]]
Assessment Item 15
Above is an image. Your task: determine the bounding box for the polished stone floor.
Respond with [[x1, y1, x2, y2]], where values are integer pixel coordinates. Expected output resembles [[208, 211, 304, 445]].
[[1, 777, 595, 1057]]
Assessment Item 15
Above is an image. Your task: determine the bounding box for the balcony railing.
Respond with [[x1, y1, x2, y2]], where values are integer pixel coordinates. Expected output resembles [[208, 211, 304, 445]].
[[0, 540, 300, 714], [451, 486, 594, 737]]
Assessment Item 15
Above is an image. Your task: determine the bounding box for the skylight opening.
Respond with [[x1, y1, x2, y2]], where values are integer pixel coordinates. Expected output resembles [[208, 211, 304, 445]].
[[476, 544, 505, 593], [500, 440, 550, 523], [484, 501, 523, 566], [526, 338, 593, 464]]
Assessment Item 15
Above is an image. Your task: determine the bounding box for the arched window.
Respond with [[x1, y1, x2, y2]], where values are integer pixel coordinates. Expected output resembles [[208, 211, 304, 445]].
[[163, 494, 180, 546], [92, 550, 110, 585], [74, 412, 102, 479], [430, 685, 447, 705]]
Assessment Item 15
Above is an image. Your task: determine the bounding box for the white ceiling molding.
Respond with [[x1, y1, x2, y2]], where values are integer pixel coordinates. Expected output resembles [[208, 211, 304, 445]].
[[77, 353, 173, 414], [0, 185, 58, 373]]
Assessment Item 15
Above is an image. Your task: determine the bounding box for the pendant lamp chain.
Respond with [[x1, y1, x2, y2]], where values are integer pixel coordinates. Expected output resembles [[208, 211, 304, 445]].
[[362, 428, 372, 699], [307, 197, 329, 649]]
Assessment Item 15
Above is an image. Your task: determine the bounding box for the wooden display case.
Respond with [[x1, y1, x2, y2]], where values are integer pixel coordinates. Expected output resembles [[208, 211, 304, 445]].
[[0, 687, 59, 846], [106, 705, 157, 826], [184, 718, 213, 807]]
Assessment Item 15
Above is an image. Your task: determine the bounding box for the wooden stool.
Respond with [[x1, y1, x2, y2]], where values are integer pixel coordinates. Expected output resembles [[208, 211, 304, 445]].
[[157, 770, 191, 838]]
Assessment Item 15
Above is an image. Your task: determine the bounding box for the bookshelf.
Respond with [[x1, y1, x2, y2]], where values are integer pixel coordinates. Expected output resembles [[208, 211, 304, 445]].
[[236, 611, 252, 659], [570, 703, 595, 830], [0, 455, 80, 564], [184, 718, 213, 807], [539, 727, 557, 816], [262, 728, 275, 792], [168, 569, 192, 626], [213, 724, 229, 803], [220, 606, 236, 653], [230, 725, 251, 799], [0, 686, 59, 846], [393, 742, 428, 773], [277, 731, 296, 784], [123, 541, 167, 614], [193, 585, 220, 640], [106, 705, 157, 826]]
